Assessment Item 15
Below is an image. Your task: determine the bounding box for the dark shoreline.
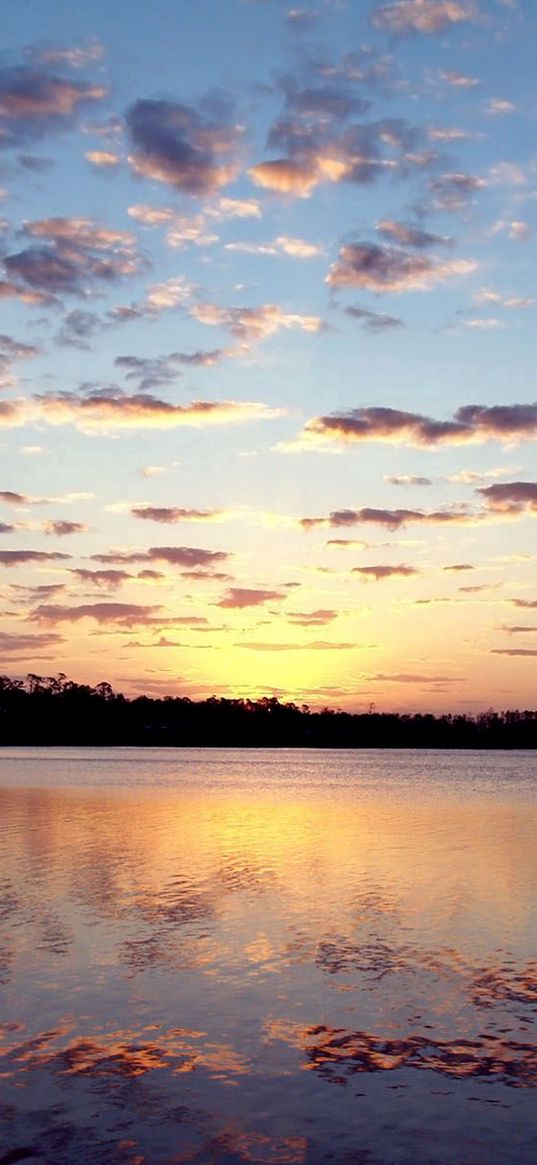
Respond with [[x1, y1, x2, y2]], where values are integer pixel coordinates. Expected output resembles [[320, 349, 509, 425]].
[[1, 674, 536, 749]]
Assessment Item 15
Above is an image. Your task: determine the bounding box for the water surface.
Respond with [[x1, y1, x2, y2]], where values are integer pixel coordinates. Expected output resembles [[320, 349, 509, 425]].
[[1, 748, 536, 1164]]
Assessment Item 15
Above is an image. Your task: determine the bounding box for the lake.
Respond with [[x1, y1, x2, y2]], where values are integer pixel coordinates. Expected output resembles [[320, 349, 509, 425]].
[[1, 748, 536, 1165]]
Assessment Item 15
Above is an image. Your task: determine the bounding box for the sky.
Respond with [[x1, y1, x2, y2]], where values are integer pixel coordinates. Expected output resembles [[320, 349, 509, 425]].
[[0, 0, 536, 713]]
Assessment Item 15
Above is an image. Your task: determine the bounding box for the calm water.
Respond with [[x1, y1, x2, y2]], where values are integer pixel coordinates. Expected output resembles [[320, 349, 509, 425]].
[[1, 748, 536, 1165]]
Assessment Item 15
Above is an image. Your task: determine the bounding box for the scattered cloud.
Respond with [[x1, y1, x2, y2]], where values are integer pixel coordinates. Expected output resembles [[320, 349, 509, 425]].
[[92, 545, 229, 570], [237, 640, 355, 651], [125, 96, 241, 194], [85, 150, 120, 168], [71, 568, 134, 589], [35, 40, 105, 70], [365, 671, 464, 684], [301, 506, 474, 530], [375, 220, 452, 248], [385, 474, 432, 486], [0, 630, 64, 653], [115, 348, 231, 390], [225, 235, 322, 259], [287, 609, 339, 625], [436, 69, 479, 88], [429, 172, 486, 211], [370, 2, 477, 35], [249, 78, 428, 198], [0, 549, 70, 566], [491, 219, 530, 241], [351, 563, 419, 579], [284, 402, 537, 451], [190, 301, 323, 343], [130, 505, 224, 524], [326, 241, 475, 292], [216, 587, 287, 608], [29, 388, 284, 433], [477, 481, 537, 516], [42, 520, 88, 536], [486, 98, 516, 115], [491, 648, 537, 657], [4, 217, 144, 300], [0, 61, 105, 149], [0, 333, 40, 389], [31, 601, 162, 626], [344, 305, 404, 331]]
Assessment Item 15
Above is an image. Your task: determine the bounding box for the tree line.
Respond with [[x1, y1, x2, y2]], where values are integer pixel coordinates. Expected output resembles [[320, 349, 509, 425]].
[[0, 673, 535, 748]]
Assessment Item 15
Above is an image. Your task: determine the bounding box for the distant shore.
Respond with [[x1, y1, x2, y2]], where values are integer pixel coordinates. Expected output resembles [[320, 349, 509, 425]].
[[1, 674, 536, 749]]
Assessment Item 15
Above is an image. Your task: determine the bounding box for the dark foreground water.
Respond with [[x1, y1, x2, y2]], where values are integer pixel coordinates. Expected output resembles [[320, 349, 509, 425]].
[[1, 749, 536, 1165]]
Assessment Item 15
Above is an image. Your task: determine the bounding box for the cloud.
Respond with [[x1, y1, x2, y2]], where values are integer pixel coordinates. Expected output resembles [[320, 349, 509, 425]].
[[249, 158, 322, 197], [249, 76, 427, 199], [511, 599, 537, 609], [30, 388, 283, 433], [92, 546, 229, 570], [491, 648, 537, 657], [443, 562, 474, 571], [326, 241, 475, 292], [127, 197, 261, 249], [130, 506, 223, 524], [486, 98, 516, 115], [128, 203, 219, 248], [284, 402, 537, 451], [385, 475, 432, 486], [56, 309, 102, 348], [0, 522, 15, 533], [0, 488, 92, 506], [71, 568, 134, 589], [190, 302, 323, 343], [0, 490, 33, 506], [344, 305, 404, 331], [501, 625, 537, 635], [115, 348, 230, 390], [3, 217, 144, 299], [477, 481, 537, 516], [366, 671, 464, 683], [0, 549, 70, 566], [287, 609, 339, 625], [31, 602, 162, 626], [11, 582, 65, 600], [225, 235, 322, 259], [437, 69, 479, 88], [0, 333, 40, 388], [237, 640, 355, 651], [35, 40, 105, 69], [473, 290, 535, 311], [42, 520, 88, 536], [370, 2, 477, 35], [216, 587, 287, 608], [429, 172, 486, 211], [491, 219, 530, 241], [125, 97, 241, 194], [85, 150, 120, 168], [285, 8, 319, 31], [0, 630, 64, 653], [0, 62, 105, 148], [326, 539, 371, 549], [463, 318, 505, 331], [351, 563, 419, 579], [301, 506, 475, 530], [375, 220, 452, 248]]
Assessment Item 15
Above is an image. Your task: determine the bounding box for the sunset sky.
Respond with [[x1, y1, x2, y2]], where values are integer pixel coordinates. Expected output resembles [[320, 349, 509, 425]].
[[1, 0, 536, 712]]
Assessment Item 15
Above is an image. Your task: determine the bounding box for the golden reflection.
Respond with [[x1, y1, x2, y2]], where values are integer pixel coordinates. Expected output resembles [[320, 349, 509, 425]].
[[282, 1024, 537, 1088], [0, 1023, 250, 1083]]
